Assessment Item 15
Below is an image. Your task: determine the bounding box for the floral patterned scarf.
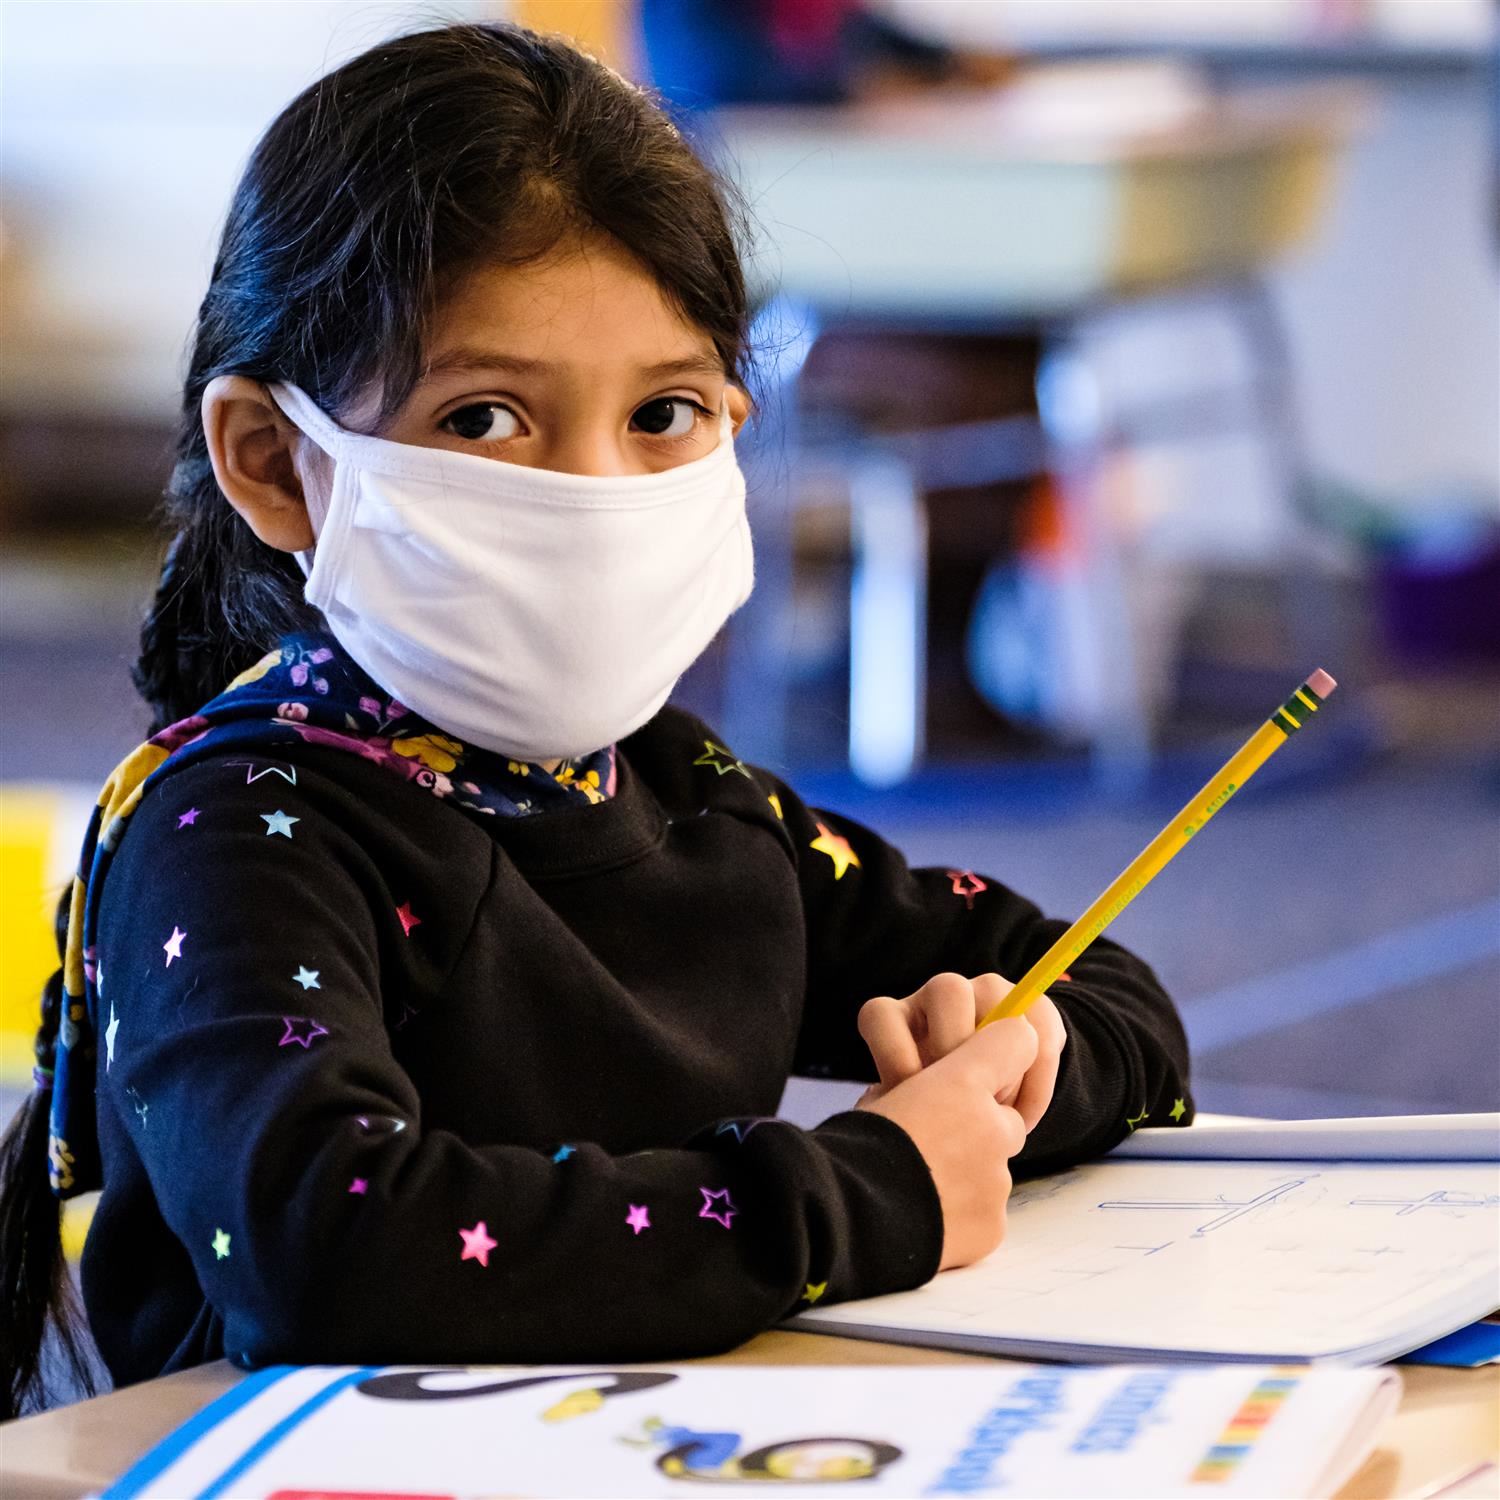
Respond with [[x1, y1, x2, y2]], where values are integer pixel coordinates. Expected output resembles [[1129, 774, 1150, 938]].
[[45, 631, 616, 1198]]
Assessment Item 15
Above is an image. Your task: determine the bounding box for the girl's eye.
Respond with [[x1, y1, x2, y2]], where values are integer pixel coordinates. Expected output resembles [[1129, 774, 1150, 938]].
[[443, 403, 522, 443], [442, 397, 709, 446], [631, 397, 705, 439]]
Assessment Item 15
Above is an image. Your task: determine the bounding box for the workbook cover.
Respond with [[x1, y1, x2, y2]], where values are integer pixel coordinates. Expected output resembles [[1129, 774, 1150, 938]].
[[96, 1361, 1400, 1499]]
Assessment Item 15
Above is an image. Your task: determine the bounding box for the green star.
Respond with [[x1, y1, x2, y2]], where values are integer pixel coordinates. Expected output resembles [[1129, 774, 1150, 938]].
[[1169, 1097, 1187, 1123], [1125, 1105, 1150, 1132], [692, 740, 750, 778], [802, 1281, 828, 1305], [211, 1227, 231, 1260]]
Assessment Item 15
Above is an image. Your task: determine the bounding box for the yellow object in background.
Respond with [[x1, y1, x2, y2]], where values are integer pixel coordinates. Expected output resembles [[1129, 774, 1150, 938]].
[[0, 785, 100, 1259], [511, 0, 641, 77], [0, 785, 91, 1083]]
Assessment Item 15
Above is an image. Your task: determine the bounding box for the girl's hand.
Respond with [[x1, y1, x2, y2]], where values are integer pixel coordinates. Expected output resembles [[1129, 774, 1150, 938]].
[[856, 972, 1067, 1133], [856, 1019, 1033, 1270]]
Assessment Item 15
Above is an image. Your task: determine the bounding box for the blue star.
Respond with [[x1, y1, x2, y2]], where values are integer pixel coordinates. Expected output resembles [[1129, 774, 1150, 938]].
[[552, 1145, 576, 1163], [261, 809, 300, 838], [293, 966, 321, 991]]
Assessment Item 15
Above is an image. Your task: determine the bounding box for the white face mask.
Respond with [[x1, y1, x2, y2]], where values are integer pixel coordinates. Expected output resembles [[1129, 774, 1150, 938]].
[[267, 382, 754, 761]]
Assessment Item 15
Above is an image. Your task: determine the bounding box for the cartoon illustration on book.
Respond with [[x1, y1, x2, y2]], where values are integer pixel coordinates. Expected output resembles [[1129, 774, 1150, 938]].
[[622, 1417, 903, 1484]]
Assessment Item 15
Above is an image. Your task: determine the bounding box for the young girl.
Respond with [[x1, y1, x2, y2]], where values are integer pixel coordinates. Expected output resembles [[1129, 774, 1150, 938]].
[[0, 22, 1191, 1418]]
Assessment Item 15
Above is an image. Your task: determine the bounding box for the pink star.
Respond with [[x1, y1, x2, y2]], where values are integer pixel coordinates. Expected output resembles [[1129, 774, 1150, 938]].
[[459, 1219, 497, 1267], [947, 870, 988, 909], [279, 1016, 329, 1048], [163, 926, 186, 966], [177, 807, 200, 829], [348, 1177, 368, 1195], [395, 901, 422, 936], [626, 1203, 651, 1235], [698, 1186, 738, 1229]]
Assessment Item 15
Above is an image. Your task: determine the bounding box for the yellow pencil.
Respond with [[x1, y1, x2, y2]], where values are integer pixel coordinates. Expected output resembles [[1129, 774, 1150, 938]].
[[977, 668, 1338, 1027]]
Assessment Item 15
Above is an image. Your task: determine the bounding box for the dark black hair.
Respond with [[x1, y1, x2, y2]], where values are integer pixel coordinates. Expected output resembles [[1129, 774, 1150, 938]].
[[0, 18, 752, 1419]]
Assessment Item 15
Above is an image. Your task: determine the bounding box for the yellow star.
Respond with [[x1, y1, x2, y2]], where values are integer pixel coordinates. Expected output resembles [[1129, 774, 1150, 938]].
[[212, 1227, 231, 1259], [810, 822, 860, 880], [1125, 1105, 1150, 1132], [693, 740, 750, 778], [1170, 1097, 1187, 1123], [768, 793, 783, 820], [802, 1281, 827, 1305]]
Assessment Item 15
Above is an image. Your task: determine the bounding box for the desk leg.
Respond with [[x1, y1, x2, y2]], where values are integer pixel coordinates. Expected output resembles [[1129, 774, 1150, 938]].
[[1035, 332, 1153, 793], [1228, 275, 1352, 670], [848, 454, 927, 786], [720, 398, 798, 769]]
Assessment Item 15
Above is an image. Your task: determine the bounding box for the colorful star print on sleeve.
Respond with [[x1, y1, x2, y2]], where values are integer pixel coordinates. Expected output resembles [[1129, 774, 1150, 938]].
[[279, 1017, 330, 1049], [459, 1220, 497, 1267], [748, 764, 1193, 1178]]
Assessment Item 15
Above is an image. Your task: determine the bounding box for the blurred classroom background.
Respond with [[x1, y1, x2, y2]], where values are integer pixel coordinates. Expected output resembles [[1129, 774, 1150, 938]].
[[2, 0, 1497, 1155]]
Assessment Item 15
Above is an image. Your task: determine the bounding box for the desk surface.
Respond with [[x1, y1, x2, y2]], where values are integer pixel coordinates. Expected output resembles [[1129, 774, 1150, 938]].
[[3, 1331, 1495, 1500]]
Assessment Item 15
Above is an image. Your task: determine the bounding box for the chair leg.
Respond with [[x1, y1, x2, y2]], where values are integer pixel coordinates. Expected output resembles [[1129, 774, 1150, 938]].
[[1035, 333, 1153, 793], [1226, 275, 1352, 670], [717, 297, 821, 768], [848, 452, 927, 787]]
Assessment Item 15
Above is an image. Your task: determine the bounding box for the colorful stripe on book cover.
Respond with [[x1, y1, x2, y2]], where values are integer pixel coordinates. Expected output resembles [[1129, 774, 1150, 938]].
[[1189, 1372, 1300, 1483]]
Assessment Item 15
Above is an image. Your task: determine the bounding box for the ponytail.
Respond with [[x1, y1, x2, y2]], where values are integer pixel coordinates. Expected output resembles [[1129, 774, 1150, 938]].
[[0, 892, 97, 1419]]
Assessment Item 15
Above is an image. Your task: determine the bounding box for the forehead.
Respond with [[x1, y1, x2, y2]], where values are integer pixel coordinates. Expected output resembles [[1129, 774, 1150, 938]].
[[426, 237, 714, 374]]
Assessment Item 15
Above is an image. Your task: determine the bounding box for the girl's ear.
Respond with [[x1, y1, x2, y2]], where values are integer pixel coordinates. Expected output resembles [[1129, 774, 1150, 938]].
[[200, 375, 325, 552], [725, 383, 751, 438]]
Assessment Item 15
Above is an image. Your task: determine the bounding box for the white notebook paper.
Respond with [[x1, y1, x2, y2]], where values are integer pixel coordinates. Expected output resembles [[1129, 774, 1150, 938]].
[[1114, 1112, 1500, 1162], [794, 1121, 1500, 1364]]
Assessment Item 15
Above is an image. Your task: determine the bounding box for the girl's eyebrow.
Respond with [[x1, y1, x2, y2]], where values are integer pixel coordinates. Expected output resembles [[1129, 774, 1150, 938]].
[[422, 347, 725, 382]]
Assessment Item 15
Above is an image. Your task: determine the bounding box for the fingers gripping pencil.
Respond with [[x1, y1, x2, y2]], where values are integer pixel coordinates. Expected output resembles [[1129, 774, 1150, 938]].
[[978, 670, 1338, 1028]]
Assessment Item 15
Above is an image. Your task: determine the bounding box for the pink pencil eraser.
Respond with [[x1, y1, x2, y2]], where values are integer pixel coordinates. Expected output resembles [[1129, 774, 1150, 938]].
[[1307, 668, 1337, 698]]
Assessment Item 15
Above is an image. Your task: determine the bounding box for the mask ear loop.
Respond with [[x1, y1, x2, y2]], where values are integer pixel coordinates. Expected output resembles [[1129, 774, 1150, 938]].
[[266, 381, 347, 455], [266, 383, 343, 579]]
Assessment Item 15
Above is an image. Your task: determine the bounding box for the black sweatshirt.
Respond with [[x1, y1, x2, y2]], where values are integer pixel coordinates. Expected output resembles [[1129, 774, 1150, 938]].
[[82, 706, 1191, 1387]]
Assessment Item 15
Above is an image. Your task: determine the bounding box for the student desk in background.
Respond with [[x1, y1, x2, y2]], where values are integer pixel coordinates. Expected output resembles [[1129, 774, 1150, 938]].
[[4, 1331, 1495, 1499], [712, 81, 1363, 786]]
